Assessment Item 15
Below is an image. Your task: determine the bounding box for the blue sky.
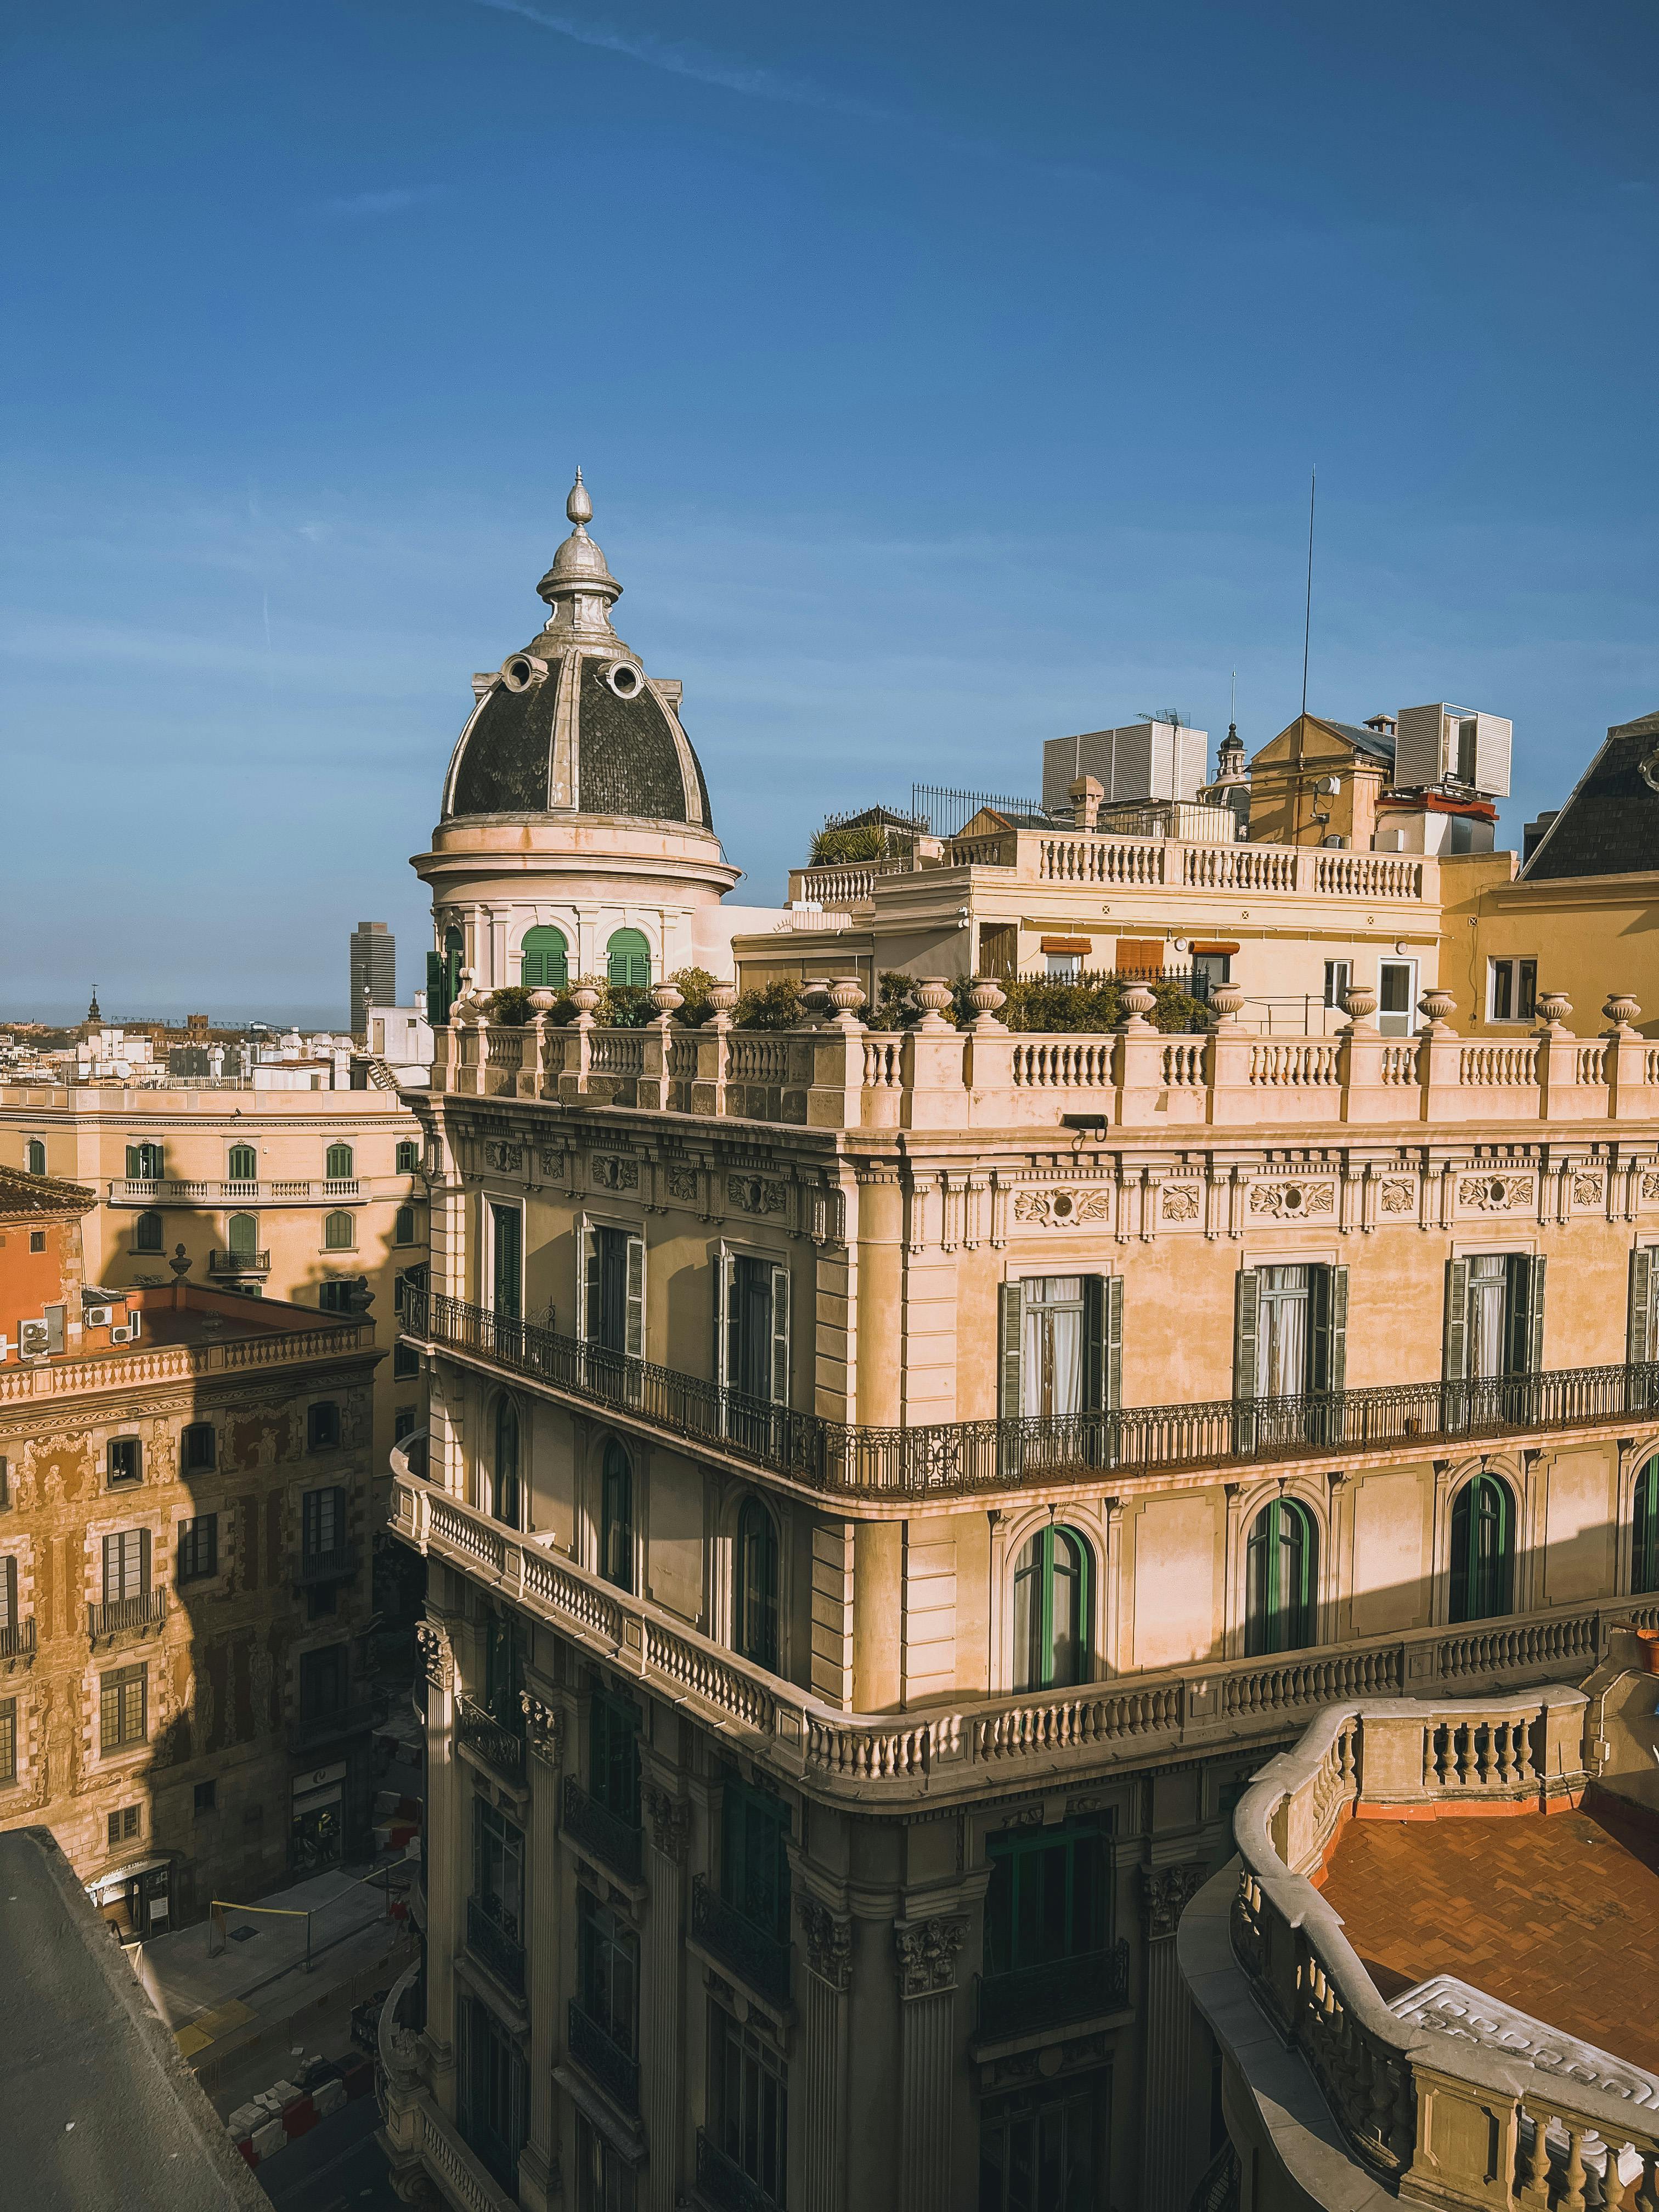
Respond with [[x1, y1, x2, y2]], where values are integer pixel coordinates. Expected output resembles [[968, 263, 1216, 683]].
[[4, 1, 1659, 1024]]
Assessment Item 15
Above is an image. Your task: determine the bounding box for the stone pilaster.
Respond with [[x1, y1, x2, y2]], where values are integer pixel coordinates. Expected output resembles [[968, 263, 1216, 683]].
[[894, 1914, 967, 2212], [1139, 1864, 1208, 2212], [798, 1898, 854, 2212], [642, 1782, 692, 2212], [518, 1694, 567, 2212], [415, 1617, 461, 2115]]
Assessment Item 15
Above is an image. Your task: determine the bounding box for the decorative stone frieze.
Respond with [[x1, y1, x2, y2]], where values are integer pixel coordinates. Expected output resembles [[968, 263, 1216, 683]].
[[1458, 1171, 1534, 1211], [727, 1172, 785, 1215], [1013, 1187, 1112, 1226], [1572, 1169, 1606, 1206], [1161, 1184, 1201, 1221], [591, 1155, 639, 1191], [1248, 1180, 1334, 1219], [520, 1694, 565, 1768], [665, 1166, 698, 1201], [483, 1141, 523, 1172], [415, 1620, 454, 1690], [1142, 1862, 1207, 1940], [1378, 1178, 1415, 1214], [799, 1897, 853, 1991], [894, 1913, 967, 1997], [642, 1783, 692, 1863]]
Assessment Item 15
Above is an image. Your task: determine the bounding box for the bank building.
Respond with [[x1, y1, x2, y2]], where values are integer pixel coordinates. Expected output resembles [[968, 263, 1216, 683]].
[[380, 475, 1659, 2212]]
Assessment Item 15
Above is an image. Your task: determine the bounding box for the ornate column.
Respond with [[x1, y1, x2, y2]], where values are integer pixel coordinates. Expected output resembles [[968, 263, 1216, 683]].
[[798, 1898, 854, 2212], [1139, 1864, 1208, 2212], [415, 1618, 461, 2115], [894, 1914, 967, 2212], [518, 1693, 567, 2212], [641, 1781, 692, 2212]]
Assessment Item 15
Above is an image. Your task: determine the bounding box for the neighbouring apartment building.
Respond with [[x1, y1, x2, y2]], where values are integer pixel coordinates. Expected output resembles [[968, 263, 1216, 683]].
[[0, 1166, 385, 1931], [0, 1082, 430, 1550], [375, 476, 1659, 2212]]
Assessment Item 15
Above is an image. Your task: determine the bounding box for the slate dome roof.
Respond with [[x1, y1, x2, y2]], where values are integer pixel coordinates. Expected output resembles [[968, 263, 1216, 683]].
[[442, 472, 714, 830]]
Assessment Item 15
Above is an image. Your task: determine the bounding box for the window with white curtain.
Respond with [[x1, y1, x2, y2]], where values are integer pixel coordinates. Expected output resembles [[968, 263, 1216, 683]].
[[1256, 1266, 1311, 1397], [1020, 1277, 1084, 1418]]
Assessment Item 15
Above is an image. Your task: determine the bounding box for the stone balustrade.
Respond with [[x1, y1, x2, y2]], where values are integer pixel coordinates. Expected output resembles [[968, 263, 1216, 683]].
[[389, 1472, 1649, 1813], [1227, 1692, 1659, 2208], [0, 1312, 375, 1406], [431, 1003, 1659, 1133]]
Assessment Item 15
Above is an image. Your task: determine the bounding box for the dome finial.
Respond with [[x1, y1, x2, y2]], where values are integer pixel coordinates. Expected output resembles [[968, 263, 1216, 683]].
[[566, 468, 592, 528]]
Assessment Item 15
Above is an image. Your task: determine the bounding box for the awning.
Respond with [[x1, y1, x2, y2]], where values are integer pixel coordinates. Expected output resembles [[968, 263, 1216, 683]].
[[86, 1855, 169, 1900], [1040, 936, 1094, 955], [1191, 941, 1240, 956]]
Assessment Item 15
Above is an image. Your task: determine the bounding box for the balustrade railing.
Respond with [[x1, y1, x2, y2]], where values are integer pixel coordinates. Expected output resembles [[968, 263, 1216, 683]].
[[406, 1285, 1659, 1500], [561, 1775, 642, 1883], [690, 1875, 791, 2006]]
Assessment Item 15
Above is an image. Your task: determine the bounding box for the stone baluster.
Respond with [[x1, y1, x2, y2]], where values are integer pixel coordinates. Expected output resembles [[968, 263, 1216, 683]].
[[1515, 2102, 1551, 2207], [641, 1781, 692, 2212], [517, 1692, 566, 2212], [558, 981, 600, 1100], [1139, 1864, 1209, 2212], [1560, 2124, 1589, 2212], [894, 1915, 968, 2212], [1635, 2148, 1659, 2212], [797, 1896, 854, 2212]]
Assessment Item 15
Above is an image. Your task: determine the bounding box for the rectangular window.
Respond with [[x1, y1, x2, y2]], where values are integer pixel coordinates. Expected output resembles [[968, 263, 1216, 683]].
[[393, 1341, 421, 1379], [302, 1486, 345, 1559], [181, 1422, 216, 1472], [100, 1664, 148, 1753], [1488, 957, 1537, 1024], [998, 1277, 1120, 1424], [298, 1643, 347, 1720], [589, 1686, 640, 1826], [194, 1780, 216, 1814], [720, 1776, 791, 1944], [458, 1996, 528, 2191], [584, 1225, 645, 1357], [474, 1797, 525, 1937], [396, 1139, 419, 1173], [1323, 959, 1352, 1010], [318, 1282, 353, 1313], [0, 1558, 16, 1632], [1233, 1265, 1347, 1402], [574, 2112, 637, 2212], [107, 1437, 143, 1488], [1444, 1253, 1545, 1383], [722, 1254, 789, 1404], [708, 2004, 788, 2207], [0, 1700, 14, 1785], [107, 1805, 140, 1849], [102, 1529, 150, 1604], [577, 1887, 639, 2058], [983, 1818, 1112, 1978], [1377, 958, 1417, 1037], [491, 1203, 522, 1322], [306, 1402, 340, 1452], [980, 2076, 1107, 2212], [394, 1406, 417, 1443], [178, 1515, 218, 1582]]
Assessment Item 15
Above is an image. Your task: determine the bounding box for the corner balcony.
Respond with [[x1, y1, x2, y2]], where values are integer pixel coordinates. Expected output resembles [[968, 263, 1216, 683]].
[[391, 1475, 1643, 1811], [403, 1285, 1659, 1508]]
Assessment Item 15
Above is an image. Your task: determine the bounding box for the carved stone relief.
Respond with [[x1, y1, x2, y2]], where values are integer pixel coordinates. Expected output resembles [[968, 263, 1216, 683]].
[[665, 1167, 698, 1202], [1378, 1179, 1416, 1214], [1457, 1172, 1535, 1212], [1571, 1170, 1606, 1206], [520, 1694, 565, 1768], [414, 1620, 454, 1691], [1248, 1181, 1334, 1219], [895, 1913, 967, 1997], [1013, 1188, 1113, 1226], [642, 1784, 692, 1864], [1142, 1863, 1207, 1940], [1161, 1185, 1201, 1221], [591, 1156, 639, 1192], [483, 1141, 523, 1173], [799, 1896, 854, 1991], [727, 1173, 785, 1215], [1643, 1171, 1659, 1204]]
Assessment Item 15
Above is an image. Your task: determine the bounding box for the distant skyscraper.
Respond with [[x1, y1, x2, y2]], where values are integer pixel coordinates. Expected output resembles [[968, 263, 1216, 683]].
[[349, 921, 396, 1035]]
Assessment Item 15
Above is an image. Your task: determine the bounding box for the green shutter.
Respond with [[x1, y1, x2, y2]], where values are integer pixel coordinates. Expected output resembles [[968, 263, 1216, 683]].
[[716, 1246, 736, 1390], [1310, 1265, 1347, 1395], [1630, 1248, 1655, 1368], [625, 1234, 645, 1361], [1524, 1253, 1547, 1374], [426, 950, 445, 1024], [1082, 1277, 1106, 1413], [1104, 1274, 1124, 1412], [999, 1282, 1024, 1417], [1233, 1269, 1260, 1401], [1443, 1258, 1470, 1383], [581, 1221, 597, 1342], [770, 1263, 790, 1406], [126, 1145, 141, 1178]]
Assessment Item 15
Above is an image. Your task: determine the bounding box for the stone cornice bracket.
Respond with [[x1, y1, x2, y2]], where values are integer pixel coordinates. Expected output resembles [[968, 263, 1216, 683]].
[[520, 1693, 565, 1768], [414, 1620, 454, 1691], [1142, 1862, 1207, 1941], [894, 1912, 967, 1998], [642, 1783, 692, 1864], [799, 1896, 853, 1993]]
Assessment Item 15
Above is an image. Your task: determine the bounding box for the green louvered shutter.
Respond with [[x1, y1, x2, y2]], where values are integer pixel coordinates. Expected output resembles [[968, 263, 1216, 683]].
[[625, 1233, 645, 1361], [1523, 1253, 1547, 1374], [769, 1262, 790, 1406], [1233, 1270, 1260, 1401], [1082, 1277, 1106, 1414], [1104, 1275, 1124, 1412], [1630, 1247, 1655, 1367], [999, 1282, 1025, 1417], [1443, 1258, 1470, 1383]]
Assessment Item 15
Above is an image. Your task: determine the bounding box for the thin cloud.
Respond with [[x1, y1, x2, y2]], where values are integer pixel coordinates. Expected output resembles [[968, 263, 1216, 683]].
[[326, 186, 445, 217]]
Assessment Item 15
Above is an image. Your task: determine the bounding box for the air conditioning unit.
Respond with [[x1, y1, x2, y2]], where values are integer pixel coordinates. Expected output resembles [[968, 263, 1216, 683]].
[[19, 1320, 49, 1358], [110, 1325, 133, 1343], [84, 1305, 113, 1329]]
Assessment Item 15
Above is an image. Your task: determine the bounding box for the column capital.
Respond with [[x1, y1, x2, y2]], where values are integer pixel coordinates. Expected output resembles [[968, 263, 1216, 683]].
[[520, 1694, 565, 1768], [1141, 1861, 1207, 1941], [799, 1896, 853, 1993], [894, 1912, 968, 1999], [414, 1620, 454, 1691], [642, 1782, 692, 1864]]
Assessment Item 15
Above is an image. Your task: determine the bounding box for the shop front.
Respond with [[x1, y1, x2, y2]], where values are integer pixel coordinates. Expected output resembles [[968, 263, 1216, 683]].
[[290, 1758, 347, 1871], [86, 1855, 173, 1942]]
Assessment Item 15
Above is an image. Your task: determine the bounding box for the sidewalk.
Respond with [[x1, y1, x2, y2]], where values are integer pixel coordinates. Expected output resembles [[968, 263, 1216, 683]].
[[137, 1859, 417, 2107]]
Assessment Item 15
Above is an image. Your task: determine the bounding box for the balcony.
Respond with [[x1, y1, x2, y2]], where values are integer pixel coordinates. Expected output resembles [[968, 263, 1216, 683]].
[[289, 1697, 375, 1754], [456, 1696, 527, 1787], [976, 1939, 1132, 2041], [296, 1542, 360, 1588], [696, 2129, 783, 2212], [107, 1176, 375, 1207], [465, 1894, 525, 1996], [87, 1591, 166, 1643], [0, 1618, 36, 1668], [406, 1285, 1659, 1506], [690, 1876, 790, 2007], [208, 1249, 271, 1276], [567, 1998, 638, 2114], [561, 1774, 642, 1884]]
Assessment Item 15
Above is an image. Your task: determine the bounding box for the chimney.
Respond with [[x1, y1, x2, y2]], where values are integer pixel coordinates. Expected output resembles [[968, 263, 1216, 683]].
[[1069, 775, 1104, 832]]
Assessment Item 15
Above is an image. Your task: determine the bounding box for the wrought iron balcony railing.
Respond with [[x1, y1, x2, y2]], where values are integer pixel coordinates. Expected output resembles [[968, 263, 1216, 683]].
[[208, 1249, 271, 1275], [976, 1938, 1132, 2040], [296, 1542, 359, 1587], [465, 1894, 526, 1996], [0, 1618, 36, 1663], [87, 1590, 166, 1641], [696, 2129, 784, 2212], [690, 1875, 791, 2007], [407, 1285, 1659, 1501], [567, 1999, 639, 2114], [560, 1775, 642, 1883], [456, 1696, 527, 1786]]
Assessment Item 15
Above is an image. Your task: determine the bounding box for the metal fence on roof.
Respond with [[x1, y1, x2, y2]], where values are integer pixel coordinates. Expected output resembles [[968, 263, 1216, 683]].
[[909, 783, 1046, 839]]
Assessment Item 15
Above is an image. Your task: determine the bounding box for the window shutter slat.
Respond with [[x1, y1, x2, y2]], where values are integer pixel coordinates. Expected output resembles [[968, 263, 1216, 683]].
[[1233, 1270, 1260, 1401], [1327, 1264, 1348, 1395], [625, 1235, 646, 1361], [999, 1282, 1024, 1418], [1444, 1258, 1470, 1383], [580, 1220, 597, 1344], [1082, 1276, 1105, 1414], [716, 1246, 735, 1391], [770, 1263, 790, 1407], [1105, 1274, 1124, 1412], [1526, 1254, 1547, 1374], [1632, 1247, 1655, 1368]]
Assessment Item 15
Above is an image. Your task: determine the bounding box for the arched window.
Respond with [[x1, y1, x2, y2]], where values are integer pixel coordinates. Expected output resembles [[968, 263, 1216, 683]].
[[227, 1211, 259, 1256], [134, 1209, 163, 1254], [394, 1205, 416, 1246], [735, 1499, 779, 1671], [600, 1440, 633, 1593], [325, 1143, 354, 1181], [324, 1210, 354, 1250], [1245, 1498, 1318, 1657], [24, 1140, 45, 1176], [227, 1144, 257, 1183], [1012, 1525, 1091, 1692], [521, 926, 569, 991], [1450, 1471, 1515, 1624], [606, 928, 651, 989], [493, 1397, 521, 1529], [1634, 1455, 1659, 1596]]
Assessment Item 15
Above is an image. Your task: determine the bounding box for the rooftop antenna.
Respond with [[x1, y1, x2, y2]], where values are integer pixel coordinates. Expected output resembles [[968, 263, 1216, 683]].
[[1300, 467, 1316, 721]]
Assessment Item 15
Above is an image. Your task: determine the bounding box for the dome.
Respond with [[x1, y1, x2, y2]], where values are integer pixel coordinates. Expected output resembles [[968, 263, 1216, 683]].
[[441, 472, 715, 831]]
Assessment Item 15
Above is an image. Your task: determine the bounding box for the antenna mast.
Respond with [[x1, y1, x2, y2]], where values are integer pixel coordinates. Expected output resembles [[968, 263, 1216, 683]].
[[1300, 467, 1316, 720]]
